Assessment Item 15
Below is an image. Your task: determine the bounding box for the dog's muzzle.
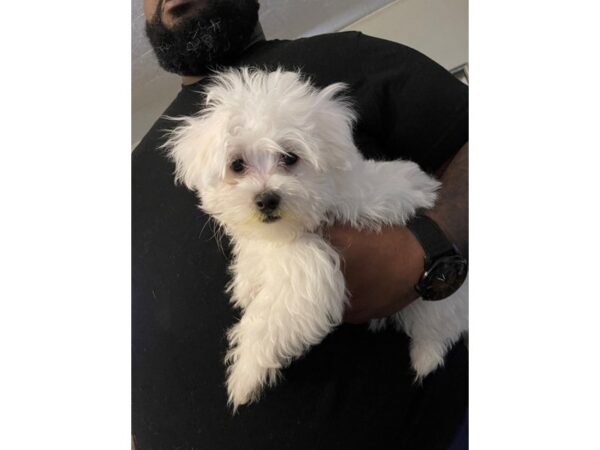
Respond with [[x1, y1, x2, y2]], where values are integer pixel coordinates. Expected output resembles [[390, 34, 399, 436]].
[[255, 191, 281, 223]]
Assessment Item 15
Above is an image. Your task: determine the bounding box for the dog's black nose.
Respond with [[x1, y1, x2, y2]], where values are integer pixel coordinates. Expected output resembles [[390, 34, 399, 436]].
[[255, 191, 281, 214]]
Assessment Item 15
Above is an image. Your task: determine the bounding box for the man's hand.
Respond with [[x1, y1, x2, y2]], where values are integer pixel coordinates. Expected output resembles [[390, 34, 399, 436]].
[[327, 143, 468, 324], [326, 224, 425, 324]]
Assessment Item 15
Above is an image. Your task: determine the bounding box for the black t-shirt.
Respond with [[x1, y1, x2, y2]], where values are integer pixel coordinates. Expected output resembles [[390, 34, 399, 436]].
[[133, 32, 468, 450]]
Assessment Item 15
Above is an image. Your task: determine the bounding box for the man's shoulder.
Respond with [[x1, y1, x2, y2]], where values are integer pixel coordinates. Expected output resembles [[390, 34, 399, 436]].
[[263, 30, 363, 47], [293, 30, 363, 45], [281, 31, 418, 57], [245, 31, 432, 85], [240, 31, 396, 89], [259, 31, 395, 57], [241, 32, 364, 66]]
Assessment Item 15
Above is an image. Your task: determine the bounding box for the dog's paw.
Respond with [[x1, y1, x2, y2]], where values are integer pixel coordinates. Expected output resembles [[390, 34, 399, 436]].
[[403, 162, 441, 210], [412, 174, 441, 210], [410, 339, 446, 382]]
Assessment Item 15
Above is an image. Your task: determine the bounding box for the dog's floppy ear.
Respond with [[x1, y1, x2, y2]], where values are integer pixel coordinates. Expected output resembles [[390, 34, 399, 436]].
[[163, 111, 227, 193], [313, 82, 360, 172]]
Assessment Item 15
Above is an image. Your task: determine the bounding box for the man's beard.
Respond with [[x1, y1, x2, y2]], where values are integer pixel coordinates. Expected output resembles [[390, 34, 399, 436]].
[[145, 0, 260, 76]]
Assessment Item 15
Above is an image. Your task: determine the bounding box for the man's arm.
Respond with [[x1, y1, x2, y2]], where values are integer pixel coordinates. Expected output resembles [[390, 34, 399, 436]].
[[327, 142, 468, 323], [427, 142, 468, 257]]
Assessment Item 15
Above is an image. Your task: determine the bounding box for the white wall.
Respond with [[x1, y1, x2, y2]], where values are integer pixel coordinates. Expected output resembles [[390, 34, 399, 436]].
[[341, 0, 468, 71]]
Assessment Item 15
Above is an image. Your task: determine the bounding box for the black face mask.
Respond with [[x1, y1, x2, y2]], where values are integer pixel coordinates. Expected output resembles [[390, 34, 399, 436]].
[[145, 0, 260, 76]]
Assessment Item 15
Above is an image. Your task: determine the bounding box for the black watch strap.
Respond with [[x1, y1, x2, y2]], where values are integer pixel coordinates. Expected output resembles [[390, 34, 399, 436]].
[[406, 214, 455, 265]]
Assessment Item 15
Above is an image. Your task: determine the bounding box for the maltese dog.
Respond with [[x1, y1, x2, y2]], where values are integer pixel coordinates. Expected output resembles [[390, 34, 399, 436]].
[[165, 68, 468, 410]]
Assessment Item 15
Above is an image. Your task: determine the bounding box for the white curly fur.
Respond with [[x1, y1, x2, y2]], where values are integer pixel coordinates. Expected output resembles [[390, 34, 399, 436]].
[[165, 68, 468, 410]]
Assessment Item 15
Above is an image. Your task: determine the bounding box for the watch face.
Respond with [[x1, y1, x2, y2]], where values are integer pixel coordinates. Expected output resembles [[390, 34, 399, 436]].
[[417, 255, 468, 301]]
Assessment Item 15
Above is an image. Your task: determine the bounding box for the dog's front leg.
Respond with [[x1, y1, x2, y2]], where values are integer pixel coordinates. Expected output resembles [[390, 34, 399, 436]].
[[225, 237, 346, 411], [334, 159, 441, 228]]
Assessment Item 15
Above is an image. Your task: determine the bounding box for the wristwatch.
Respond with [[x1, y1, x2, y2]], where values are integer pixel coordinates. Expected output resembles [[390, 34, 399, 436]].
[[406, 214, 468, 301]]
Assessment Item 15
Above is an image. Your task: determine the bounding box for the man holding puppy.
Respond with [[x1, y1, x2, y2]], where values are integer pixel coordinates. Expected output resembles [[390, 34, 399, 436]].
[[133, 0, 468, 448]]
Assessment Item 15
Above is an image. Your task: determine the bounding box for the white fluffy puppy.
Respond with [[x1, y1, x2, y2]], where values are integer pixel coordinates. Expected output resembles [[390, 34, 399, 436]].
[[166, 68, 468, 410]]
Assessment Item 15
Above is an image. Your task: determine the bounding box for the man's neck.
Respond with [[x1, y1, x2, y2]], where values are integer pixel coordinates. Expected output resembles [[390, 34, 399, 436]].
[[180, 22, 266, 86]]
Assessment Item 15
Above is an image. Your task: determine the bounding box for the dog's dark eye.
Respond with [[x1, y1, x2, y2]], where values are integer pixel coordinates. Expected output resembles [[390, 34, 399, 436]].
[[230, 158, 245, 173], [281, 152, 299, 166]]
